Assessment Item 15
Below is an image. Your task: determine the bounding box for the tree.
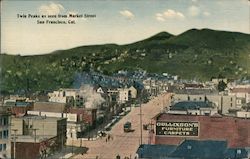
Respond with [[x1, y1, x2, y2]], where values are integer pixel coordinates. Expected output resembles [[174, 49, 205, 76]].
[[217, 80, 227, 92]]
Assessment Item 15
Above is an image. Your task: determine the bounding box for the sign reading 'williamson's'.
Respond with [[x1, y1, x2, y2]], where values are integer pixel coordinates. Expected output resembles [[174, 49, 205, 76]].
[[156, 121, 199, 137]]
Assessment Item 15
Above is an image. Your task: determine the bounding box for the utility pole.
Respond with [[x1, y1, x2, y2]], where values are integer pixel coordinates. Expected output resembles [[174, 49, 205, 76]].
[[88, 122, 90, 140], [12, 129, 18, 159], [71, 126, 73, 155], [139, 92, 143, 145]]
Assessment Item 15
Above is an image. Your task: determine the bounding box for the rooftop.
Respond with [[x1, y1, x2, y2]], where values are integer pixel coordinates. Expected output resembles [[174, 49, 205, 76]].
[[170, 101, 214, 111], [34, 102, 65, 113], [171, 140, 227, 159], [173, 88, 218, 95], [0, 106, 11, 115], [13, 135, 55, 143], [137, 144, 176, 158], [230, 88, 250, 94], [13, 115, 66, 122], [3, 101, 32, 107], [137, 140, 248, 159]]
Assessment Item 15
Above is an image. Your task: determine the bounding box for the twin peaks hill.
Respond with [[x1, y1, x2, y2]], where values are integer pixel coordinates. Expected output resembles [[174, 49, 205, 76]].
[[1, 28, 250, 93]]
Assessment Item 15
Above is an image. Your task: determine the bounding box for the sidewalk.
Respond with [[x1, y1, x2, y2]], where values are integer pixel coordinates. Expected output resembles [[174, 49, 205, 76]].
[[47, 146, 88, 159]]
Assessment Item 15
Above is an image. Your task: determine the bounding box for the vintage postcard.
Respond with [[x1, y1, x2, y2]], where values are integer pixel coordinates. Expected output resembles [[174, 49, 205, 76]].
[[1, 0, 250, 159]]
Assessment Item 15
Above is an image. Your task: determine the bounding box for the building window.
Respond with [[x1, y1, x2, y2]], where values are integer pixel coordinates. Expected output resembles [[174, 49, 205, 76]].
[[3, 130, 8, 139], [237, 149, 241, 154], [0, 131, 2, 139], [0, 144, 2, 151], [231, 103, 233, 107], [3, 144, 6, 151], [231, 97, 233, 101], [4, 117, 8, 126]]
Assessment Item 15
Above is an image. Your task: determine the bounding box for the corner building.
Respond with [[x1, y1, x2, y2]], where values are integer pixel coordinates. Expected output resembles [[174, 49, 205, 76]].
[[0, 107, 11, 158], [151, 113, 250, 148]]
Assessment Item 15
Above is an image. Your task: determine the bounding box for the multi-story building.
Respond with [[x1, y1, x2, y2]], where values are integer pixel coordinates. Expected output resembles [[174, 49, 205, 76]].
[[11, 115, 67, 159], [117, 86, 138, 104], [172, 93, 237, 114], [48, 88, 78, 104], [143, 78, 169, 97], [228, 87, 250, 107], [0, 107, 11, 158], [167, 101, 218, 116], [27, 103, 97, 139], [11, 115, 67, 146], [128, 86, 137, 99], [118, 88, 130, 104], [107, 88, 119, 102], [48, 88, 100, 108], [150, 113, 250, 148]]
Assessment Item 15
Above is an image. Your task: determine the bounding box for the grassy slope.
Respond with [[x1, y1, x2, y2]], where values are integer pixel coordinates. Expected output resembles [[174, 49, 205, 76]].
[[1, 28, 250, 94]]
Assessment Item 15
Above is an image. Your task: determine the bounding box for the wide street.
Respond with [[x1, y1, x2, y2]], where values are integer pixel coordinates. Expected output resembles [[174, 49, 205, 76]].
[[72, 93, 171, 159]]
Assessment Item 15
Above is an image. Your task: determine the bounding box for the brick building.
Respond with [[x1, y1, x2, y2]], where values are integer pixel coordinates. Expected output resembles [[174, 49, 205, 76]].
[[67, 107, 97, 126], [11, 135, 58, 159], [151, 113, 250, 148]]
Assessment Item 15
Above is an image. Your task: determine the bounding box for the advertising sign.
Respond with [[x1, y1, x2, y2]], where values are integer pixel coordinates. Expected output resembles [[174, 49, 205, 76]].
[[156, 121, 199, 137]]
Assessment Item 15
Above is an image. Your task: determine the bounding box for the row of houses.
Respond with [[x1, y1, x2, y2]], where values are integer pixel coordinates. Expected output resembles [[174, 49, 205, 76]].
[[48, 85, 138, 105]]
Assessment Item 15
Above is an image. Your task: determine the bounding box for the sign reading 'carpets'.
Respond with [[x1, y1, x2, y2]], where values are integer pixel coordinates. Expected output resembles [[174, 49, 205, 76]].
[[156, 121, 199, 137]]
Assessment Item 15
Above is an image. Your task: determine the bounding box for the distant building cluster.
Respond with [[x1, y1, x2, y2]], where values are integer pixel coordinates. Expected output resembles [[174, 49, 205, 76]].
[[136, 77, 250, 159], [0, 82, 141, 158], [1, 71, 250, 158]]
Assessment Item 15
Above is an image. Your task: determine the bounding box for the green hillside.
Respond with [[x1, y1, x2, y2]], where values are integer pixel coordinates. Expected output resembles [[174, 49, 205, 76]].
[[1, 28, 250, 94]]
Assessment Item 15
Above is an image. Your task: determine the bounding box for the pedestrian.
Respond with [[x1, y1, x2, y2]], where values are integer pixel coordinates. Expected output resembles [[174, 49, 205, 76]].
[[116, 154, 121, 159], [106, 138, 108, 142]]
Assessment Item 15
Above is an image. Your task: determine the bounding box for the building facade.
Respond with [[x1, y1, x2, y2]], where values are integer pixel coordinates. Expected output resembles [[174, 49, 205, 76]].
[[167, 101, 218, 116], [151, 113, 250, 148], [11, 116, 67, 149], [11, 135, 58, 159], [0, 107, 11, 158], [27, 107, 97, 139], [48, 89, 78, 103], [118, 88, 130, 104], [172, 93, 237, 114]]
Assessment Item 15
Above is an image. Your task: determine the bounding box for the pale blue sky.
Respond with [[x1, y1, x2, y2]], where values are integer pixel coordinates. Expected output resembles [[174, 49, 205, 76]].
[[1, 0, 250, 55]]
